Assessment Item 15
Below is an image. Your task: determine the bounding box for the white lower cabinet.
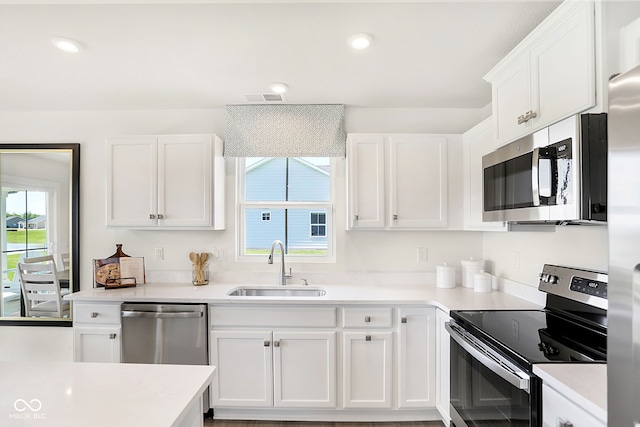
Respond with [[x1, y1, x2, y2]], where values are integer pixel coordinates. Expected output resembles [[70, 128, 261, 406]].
[[343, 331, 393, 408], [72, 302, 122, 363], [435, 309, 451, 424], [542, 384, 605, 427], [210, 306, 337, 409], [397, 308, 436, 408]]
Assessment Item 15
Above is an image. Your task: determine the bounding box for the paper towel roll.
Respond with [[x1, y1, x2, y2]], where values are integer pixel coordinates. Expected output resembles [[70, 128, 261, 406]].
[[436, 263, 456, 289], [474, 270, 492, 293], [461, 258, 484, 288]]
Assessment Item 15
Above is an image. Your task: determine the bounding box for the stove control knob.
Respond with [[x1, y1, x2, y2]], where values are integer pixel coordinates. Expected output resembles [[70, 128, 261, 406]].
[[548, 275, 559, 284]]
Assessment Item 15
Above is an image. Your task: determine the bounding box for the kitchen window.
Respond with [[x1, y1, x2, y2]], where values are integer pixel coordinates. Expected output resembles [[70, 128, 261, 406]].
[[238, 157, 335, 262]]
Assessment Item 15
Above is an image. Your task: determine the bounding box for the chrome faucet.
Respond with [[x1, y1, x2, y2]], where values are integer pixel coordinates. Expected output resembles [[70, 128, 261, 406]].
[[267, 240, 292, 286]]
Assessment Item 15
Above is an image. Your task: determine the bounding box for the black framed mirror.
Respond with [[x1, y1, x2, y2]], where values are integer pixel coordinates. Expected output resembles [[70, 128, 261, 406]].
[[0, 143, 79, 326]]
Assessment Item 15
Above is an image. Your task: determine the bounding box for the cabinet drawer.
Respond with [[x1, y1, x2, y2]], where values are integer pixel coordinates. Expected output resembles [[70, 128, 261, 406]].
[[342, 307, 393, 328], [211, 305, 336, 328], [74, 303, 122, 325]]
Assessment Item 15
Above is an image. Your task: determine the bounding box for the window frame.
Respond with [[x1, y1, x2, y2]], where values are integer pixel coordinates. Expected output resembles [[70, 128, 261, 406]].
[[236, 157, 336, 263]]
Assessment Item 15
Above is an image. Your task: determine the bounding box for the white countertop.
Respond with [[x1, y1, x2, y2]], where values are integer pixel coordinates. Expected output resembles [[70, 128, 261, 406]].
[[0, 362, 215, 427], [66, 282, 543, 312], [533, 363, 607, 423]]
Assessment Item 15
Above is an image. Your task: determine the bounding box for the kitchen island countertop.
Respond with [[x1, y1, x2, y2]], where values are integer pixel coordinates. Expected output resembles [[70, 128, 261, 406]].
[[66, 281, 543, 312], [533, 363, 607, 424], [0, 361, 215, 427]]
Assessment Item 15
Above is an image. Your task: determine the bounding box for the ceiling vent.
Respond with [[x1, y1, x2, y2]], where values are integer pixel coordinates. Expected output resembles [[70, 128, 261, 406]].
[[242, 93, 286, 103]]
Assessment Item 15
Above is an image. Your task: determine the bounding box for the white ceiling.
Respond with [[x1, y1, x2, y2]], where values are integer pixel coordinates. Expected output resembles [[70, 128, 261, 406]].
[[0, 1, 561, 111]]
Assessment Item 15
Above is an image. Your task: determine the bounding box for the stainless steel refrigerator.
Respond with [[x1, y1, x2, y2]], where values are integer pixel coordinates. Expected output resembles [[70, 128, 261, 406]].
[[608, 64, 640, 427]]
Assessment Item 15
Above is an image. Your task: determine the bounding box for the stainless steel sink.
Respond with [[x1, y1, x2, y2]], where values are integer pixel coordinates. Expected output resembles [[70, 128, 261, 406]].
[[227, 287, 326, 297]]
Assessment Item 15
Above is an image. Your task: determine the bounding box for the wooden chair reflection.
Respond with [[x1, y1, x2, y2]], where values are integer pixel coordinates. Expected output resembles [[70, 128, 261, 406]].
[[17, 256, 70, 318]]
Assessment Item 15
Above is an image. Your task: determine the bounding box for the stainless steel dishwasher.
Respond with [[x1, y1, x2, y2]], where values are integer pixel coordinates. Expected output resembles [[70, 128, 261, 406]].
[[121, 303, 209, 409]]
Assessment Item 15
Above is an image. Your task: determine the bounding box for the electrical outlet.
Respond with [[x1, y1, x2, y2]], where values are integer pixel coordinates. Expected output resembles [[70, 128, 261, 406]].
[[511, 251, 520, 270], [154, 247, 164, 261], [512, 319, 519, 340], [211, 248, 226, 261], [417, 247, 428, 263]]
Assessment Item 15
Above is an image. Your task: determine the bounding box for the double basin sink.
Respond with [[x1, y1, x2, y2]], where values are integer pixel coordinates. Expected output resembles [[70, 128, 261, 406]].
[[227, 286, 326, 297]]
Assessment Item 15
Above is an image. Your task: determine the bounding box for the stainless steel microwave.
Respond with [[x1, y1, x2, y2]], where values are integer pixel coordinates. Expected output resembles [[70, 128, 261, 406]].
[[482, 113, 607, 224]]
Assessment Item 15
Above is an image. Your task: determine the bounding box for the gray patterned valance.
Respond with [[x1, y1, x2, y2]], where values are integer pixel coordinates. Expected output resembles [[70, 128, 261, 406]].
[[224, 104, 346, 157]]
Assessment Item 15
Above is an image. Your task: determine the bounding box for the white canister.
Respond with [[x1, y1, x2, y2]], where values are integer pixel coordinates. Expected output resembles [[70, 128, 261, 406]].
[[461, 258, 484, 288], [474, 270, 492, 293], [436, 263, 456, 289]]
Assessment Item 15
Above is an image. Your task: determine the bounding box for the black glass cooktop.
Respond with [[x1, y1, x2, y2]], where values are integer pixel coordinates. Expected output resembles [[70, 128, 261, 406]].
[[450, 309, 607, 368]]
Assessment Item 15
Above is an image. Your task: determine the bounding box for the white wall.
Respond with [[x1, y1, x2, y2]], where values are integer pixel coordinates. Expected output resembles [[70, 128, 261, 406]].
[[483, 225, 608, 288]]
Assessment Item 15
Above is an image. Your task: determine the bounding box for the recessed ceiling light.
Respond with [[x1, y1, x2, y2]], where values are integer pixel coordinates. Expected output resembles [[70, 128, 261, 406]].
[[51, 37, 83, 53], [269, 82, 288, 94], [348, 33, 373, 50]]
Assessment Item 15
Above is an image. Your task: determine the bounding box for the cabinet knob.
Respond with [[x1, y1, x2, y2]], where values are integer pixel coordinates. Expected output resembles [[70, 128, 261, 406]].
[[401, 317, 407, 324], [354, 215, 359, 220], [557, 420, 573, 427], [274, 341, 280, 347], [91, 312, 98, 318], [393, 214, 398, 220], [149, 214, 156, 219], [365, 335, 372, 341], [109, 333, 116, 339], [364, 316, 371, 323], [264, 340, 270, 347], [157, 214, 164, 219]]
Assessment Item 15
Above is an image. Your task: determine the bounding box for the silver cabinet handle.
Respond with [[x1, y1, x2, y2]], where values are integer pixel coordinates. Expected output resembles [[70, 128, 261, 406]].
[[365, 335, 372, 341], [401, 317, 407, 324], [157, 214, 164, 219], [149, 214, 156, 219], [274, 341, 280, 347], [557, 421, 573, 427], [364, 316, 371, 323], [109, 333, 116, 339], [264, 340, 270, 347], [91, 312, 99, 318]]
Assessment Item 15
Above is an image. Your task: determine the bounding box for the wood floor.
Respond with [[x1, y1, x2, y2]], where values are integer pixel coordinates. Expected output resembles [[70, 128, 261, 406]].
[[205, 421, 444, 427]]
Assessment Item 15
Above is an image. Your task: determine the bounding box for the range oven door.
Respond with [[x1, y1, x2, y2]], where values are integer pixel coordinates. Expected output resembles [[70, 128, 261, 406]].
[[446, 321, 541, 427]]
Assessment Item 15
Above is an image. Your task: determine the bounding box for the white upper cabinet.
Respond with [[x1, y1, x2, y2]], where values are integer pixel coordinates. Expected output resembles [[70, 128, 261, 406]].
[[462, 118, 507, 231], [485, 0, 596, 146], [346, 134, 448, 230], [106, 134, 225, 229]]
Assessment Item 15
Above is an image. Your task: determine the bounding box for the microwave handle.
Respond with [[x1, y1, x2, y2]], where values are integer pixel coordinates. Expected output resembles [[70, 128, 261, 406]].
[[531, 148, 541, 206]]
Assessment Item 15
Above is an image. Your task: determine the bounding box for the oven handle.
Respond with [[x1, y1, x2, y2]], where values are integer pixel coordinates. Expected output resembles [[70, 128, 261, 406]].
[[445, 322, 530, 392]]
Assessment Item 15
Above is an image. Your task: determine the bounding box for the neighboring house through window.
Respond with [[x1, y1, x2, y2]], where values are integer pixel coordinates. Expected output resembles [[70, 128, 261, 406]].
[[239, 157, 334, 261]]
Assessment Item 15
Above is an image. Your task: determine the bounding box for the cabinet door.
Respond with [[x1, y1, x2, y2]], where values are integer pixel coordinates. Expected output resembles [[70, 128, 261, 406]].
[[435, 309, 451, 423], [210, 330, 273, 407], [397, 308, 436, 408], [73, 326, 121, 363], [462, 119, 507, 231], [388, 135, 448, 228], [273, 331, 336, 408], [343, 331, 393, 408], [530, 0, 595, 130], [543, 384, 605, 427], [157, 135, 213, 227], [346, 134, 385, 229], [491, 55, 532, 145], [106, 136, 157, 226]]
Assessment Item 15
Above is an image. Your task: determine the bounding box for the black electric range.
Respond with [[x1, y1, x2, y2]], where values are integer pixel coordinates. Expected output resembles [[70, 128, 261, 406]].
[[447, 264, 607, 427]]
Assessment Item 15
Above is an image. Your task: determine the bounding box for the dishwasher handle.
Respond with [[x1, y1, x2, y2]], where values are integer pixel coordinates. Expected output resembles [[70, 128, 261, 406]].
[[121, 310, 204, 319]]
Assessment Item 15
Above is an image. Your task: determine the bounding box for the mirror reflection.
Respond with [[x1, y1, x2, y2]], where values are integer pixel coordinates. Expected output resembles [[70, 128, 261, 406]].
[[0, 144, 79, 325]]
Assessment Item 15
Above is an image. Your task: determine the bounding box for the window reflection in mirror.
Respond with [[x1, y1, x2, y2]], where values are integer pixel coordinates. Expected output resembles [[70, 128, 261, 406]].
[[0, 144, 79, 326]]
